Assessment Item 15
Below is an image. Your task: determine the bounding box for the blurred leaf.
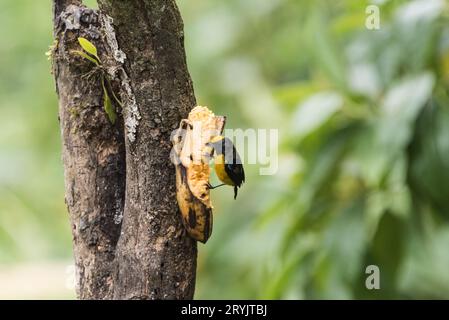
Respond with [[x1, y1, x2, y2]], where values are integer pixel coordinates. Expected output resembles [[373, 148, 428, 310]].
[[263, 233, 316, 299], [280, 126, 358, 255], [381, 72, 434, 120], [409, 100, 449, 214], [399, 226, 449, 298], [305, 7, 347, 90], [311, 198, 366, 299], [256, 197, 290, 229], [368, 212, 406, 297], [355, 73, 436, 186], [331, 11, 365, 35], [395, 0, 443, 26], [273, 81, 322, 110], [291, 91, 343, 139], [347, 63, 381, 99]]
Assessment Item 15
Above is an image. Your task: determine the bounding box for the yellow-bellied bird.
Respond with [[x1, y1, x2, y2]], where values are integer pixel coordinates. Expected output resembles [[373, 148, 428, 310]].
[[207, 136, 245, 199]]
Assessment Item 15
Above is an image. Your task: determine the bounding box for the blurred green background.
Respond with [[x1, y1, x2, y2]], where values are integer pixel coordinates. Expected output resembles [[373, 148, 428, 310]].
[[0, 0, 448, 299]]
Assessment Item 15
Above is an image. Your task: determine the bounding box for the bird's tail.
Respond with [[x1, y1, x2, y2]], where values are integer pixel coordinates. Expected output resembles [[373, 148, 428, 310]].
[[234, 186, 238, 199]]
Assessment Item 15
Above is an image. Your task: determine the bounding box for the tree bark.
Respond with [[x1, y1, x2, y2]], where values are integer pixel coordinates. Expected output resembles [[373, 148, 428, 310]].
[[52, 0, 197, 299]]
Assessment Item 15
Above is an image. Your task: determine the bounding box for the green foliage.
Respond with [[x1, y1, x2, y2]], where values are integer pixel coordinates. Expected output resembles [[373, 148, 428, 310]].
[[77, 37, 100, 62], [75, 37, 119, 123], [253, 0, 449, 299], [180, 0, 449, 299]]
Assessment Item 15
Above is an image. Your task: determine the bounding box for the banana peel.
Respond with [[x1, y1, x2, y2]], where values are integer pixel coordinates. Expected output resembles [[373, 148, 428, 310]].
[[172, 106, 226, 243]]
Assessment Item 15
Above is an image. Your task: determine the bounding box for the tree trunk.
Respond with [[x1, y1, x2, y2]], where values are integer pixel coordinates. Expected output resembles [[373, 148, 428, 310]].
[[52, 0, 197, 299]]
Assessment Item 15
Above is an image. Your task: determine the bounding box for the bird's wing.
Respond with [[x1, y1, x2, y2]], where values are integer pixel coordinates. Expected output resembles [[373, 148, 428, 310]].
[[224, 163, 244, 186], [222, 138, 245, 186]]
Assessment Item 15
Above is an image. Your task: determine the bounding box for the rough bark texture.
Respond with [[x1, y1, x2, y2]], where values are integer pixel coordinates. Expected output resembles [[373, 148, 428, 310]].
[[52, 3, 126, 299], [52, 0, 197, 299]]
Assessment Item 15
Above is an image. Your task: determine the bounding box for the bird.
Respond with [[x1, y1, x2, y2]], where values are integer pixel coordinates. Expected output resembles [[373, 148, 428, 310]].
[[207, 135, 245, 199]]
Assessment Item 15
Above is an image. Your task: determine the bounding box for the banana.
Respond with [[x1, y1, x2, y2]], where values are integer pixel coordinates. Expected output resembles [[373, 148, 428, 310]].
[[172, 106, 226, 243]]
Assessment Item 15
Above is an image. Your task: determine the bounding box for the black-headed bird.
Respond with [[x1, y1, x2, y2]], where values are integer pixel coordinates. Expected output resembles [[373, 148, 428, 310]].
[[207, 136, 245, 199]]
